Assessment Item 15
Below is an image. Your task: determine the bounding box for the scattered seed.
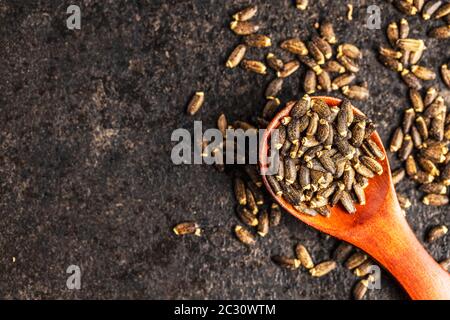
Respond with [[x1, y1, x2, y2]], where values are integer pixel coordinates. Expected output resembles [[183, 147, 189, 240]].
[[242, 60, 267, 74], [401, 69, 422, 90], [433, 2, 450, 19], [354, 261, 376, 277], [234, 225, 256, 245], [312, 36, 333, 59], [353, 278, 369, 300], [281, 38, 308, 55], [423, 194, 449, 206], [409, 88, 424, 112], [309, 260, 337, 277], [411, 65, 436, 81], [427, 225, 448, 242], [232, 5, 258, 21], [295, 244, 315, 269], [230, 20, 259, 35], [187, 92, 205, 115], [266, 78, 284, 99], [277, 60, 301, 78], [272, 255, 301, 269], [320, 21, 337, 44], [173, 222, 201, 236], [428, 25, 450, 38], [266, 53, 284, 72], [342, 85, 369, 101], [338, 43, 362, 60], [422, 0, 444, 20], [399, 18, 410, 39], [257, 209, 269, 237], [244, 34, 272, 47], [345, 252, 368, 269], [269, 203, 282, 226]]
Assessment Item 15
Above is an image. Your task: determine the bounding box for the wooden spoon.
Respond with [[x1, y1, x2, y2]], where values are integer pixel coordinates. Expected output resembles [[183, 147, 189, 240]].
[[259, 96, 450, 300]]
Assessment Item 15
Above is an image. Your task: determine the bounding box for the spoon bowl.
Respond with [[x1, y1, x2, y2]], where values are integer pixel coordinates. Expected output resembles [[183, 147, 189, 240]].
[[259, 96, 450, 300]]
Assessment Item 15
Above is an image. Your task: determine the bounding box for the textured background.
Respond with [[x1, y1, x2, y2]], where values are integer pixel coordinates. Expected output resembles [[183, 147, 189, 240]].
[[0, 0, 448, 299]]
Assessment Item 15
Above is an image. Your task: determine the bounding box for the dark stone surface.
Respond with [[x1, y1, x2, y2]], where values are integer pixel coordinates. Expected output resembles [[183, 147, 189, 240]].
[[0, 0, 448, 299]]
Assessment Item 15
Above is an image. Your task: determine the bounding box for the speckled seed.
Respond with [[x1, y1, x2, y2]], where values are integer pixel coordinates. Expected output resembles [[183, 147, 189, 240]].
[[422, 0, 444, 20], [379, 46, 402, 59], [418, 157, 440, 176], [265, 78, 284, 99], [409, 88, 424, 112], [342, 85, 369, 100], [242, 60, 267, 74], [304, 70, 317, 94], [312, 36, 333, 59], [217, 113, 228, 137], [284, 158, 298, 185], [427, 225, 448, 242], [420, 183, 447, 194], [324, 60, 345, 73], [257, 209, 269, 237], [234, 225, 256, 245], [244, 34, 272, 47], [269, 203, 282, 226], [398, 135, 413, 161], [353, 182, 366, 205], [424, 87, 438, 106], [267, 175, 282, 196], [280, 38, 308, 55], [230, 21, 259, 35], [298, 55, 322, 74], [394, 0, 418, 15], [316, 70, 330, 92], [409, 48, 424, 65], [320, 21, 337, 44], [237, 205, 258, 226], [387, 22, 399, 48], [345, 252, 368, 269], [291, 96, 311, 118], [266, 53, 284, 72], [173, 222, 201, 236], [361, 156, 383, 175], [354, 162, 375, 178], [411, 65, 436, 81], [365, 139, 385, 160], [245, 188, 259, 215], [334, 242, 354, 261], [277, 60, 300, 78], [340, 190, 356, 213], [234, 177, 247, 205], [187, 92, 205, 115], [350, 121, 366, 147], [403, 108, 415, 133], [332, 73, 356, 91], [337, 55, 359, 73], [309, 261, 337, 277], [247, 181, 264, 205], [415, 116, 429, 140], [272, 255, 301, 269], [405, 155, 418, 176], [226, 44, 247, 68], [423, 194, 449, 207], [396, 38, 425, 52], [441, 64, 450, 88], [392, 168, 406, 185], [433, 2, 450, 18], [399, 18, 410, 38], [378, 55, 403, 72], [353, 278, 369, 300], [232, 5, 258, 21], [296, 0, 308, 10], [295, 244, 314, 269], [401, 69, 422, 90]]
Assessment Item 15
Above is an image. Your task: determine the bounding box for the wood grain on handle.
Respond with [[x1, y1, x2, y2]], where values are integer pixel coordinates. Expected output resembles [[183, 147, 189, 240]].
[[355, 187, 450, 300]]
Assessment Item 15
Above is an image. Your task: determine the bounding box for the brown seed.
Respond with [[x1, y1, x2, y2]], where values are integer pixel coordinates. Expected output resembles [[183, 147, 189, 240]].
[[354, 261, 376, 277], [418, 157, 440, 176], [265, 78, 284, 99], [320, 21, 337, 44], [247, 181, 264, 205], [403, 108, 415, 133], [361, 156, 383, 175], [414, 0, 425, 12], [294, 202, 319, 216], [411, 65, 436, 81], [277, 60, 300, 78], [350, 121, 366, 147], [324, 60, 345, 74], [421, 143, 447, 163], [272, 255, 301, 270], [409, 48, 424, 65], [338, 43, 362, 60], [309, 260, 337, 277], [333, 242, 353, 261], [304, 70, 317, 94], [342, 85, 369, 101], [415, 116, 429, 140], [269, 203, 282, 226], [296, 0, 308, 10], [396, 38, 425, 52], [244, 34, 272, 47], [353, 278, 369, 300], [387, 22, 399, 47], [337, 55, 360, 73], [343, 163, 356, 190], [234, 225, 256, 245], [262, 98, 281, 119], [237, 205, 258, 226], [257, 209, 269, 237], [234, 177, 247, 205], [409, 88, 424, 112], [378, 55, 403, 72], [420, 183, 447, 194], [405, 155, 418, 176], [399, 18, 410, 39], [394, 0, 418, 15], [353, 182, 366, 205], [422, 0, 444, 20], [186, 92, 205, 115], [423, 194, 449, 207], [392, 168, 406, 184], [413, 170, 435, 184], [441, 64, 450, 88], [226, 44, 247, 68], [266, 53, 284, 72], [398, 134, 413, 161], [312, 36, 333, 59], [173, 222, 201, 236], [365, 139, 385, 160], [424, 87, 439, 106], [295, 244, 315, 269], [306, 112, 320, 136], [340, 190, 356, 213], [312, 99, 332, 120], [230, 21, 259, 35], [427, 225, 448, 242], [298, 55, 322, 74], [379, 46, 403, 59], [280, 38, 308, 55], [307, 41, 326, 65], [397, 193, 412, 209], [318, 70, 332, 92], [242, 60, 267, 74], [232, 5, 258, 21], [345, 252, 368, 269], [428, 25, 450, 38], [217, 113, 228, 137], [246, 189, 259, 215], [331, 73, 356, 90], [433, 2, 450, 18], [401, 69, 422, 90], [354, 162, 375, 178], [284, 158, 298, 185]]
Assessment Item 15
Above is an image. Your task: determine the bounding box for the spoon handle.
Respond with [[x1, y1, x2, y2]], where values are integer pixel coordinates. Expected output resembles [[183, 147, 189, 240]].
[[357, 189, 450, 300]]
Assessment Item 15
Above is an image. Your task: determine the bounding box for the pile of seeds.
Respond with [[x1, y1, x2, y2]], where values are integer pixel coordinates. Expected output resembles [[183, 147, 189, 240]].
[[392, 0, 450, 39], [379, 18, 437, 90], [390, 86, 450, 206], [266, 95, 382, 216]]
